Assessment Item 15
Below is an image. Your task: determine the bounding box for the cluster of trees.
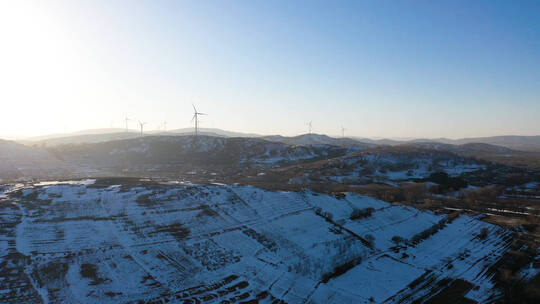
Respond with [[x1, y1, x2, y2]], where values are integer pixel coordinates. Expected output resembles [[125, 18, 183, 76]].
[[391, 235, 405, 245], [494, 242, 540, 304], [314, 207, 333, 221], [417, 172, 468, 193], [409, 214, 459, 246], [478, 227, 489, 240], [358, 183, 428, 203], [349, 207, 375, 220], [463, 185, 499, 205]]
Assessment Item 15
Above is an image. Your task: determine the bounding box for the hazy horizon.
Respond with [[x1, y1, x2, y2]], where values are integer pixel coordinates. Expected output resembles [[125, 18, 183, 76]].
[[1, 1, 539, 139], [1, 125, 539, 142]]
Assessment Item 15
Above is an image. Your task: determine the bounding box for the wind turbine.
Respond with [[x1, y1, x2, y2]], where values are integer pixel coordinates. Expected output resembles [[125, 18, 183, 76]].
[[192, 104, 207, 137], [138, 121, 147, 136], [306, 121, 312, 134], [125, 116, 131, 133], [163, 121, 167, 133], [341, 126, 346, 138]]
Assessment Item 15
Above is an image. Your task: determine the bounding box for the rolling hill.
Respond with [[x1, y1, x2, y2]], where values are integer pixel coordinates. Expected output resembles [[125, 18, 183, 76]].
[[12, 127, 540, 152], [0, 139, 73, 182], [262, 133, 374, 149]]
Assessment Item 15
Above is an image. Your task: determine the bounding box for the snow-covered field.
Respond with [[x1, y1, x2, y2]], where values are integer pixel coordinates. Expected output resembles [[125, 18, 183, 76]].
[[0, 181, 524, 303]]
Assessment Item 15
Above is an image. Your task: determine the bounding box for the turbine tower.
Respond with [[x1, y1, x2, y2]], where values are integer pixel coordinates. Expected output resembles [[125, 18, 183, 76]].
[[163, 121, 167, 133], [306, 121, 312, 134], [138, 121, 147, 136], [341, 126, 346, 138], [125, 116, 131, 132], [192, 104, 207, 137]]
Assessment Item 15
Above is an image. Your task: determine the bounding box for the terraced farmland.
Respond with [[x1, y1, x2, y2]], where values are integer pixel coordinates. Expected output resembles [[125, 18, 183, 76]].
[[0, 180, 526, 303]]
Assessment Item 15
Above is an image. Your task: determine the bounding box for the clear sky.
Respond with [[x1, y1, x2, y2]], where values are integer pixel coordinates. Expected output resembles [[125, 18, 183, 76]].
[[1, 0, 539, 139]]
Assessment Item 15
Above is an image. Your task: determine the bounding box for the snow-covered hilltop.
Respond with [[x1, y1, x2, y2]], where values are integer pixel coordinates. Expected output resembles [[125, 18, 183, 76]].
[[0, 180, 526, 303]]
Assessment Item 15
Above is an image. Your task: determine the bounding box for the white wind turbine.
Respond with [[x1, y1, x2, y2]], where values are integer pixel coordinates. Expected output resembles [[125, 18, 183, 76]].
[[138, 121, 147, 136], [306, 121, 313, 134], [341, 126, 346, 138], [192, 104, 207, 137], [125, 115, 132, 133]]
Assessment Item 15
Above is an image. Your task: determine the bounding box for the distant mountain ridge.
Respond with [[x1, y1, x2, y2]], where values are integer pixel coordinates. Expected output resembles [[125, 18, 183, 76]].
[[7, 128, 540, 152], [162, 127, 260, 138], [0, 139, 73, 181], [262, 133, 374, 149], [445, 135, 540, 152], [22, 128, 131, 141], [403, 142, 518, 155], [353, 135, 540, 152], [15, 128, 261, 147]]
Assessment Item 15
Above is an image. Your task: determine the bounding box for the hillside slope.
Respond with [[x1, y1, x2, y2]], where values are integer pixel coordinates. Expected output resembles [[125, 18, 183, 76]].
[[0, 140, 73, 182], [263, 133, 374, 148], [0, 180, 525, 303], [47, 135, 348, 180]]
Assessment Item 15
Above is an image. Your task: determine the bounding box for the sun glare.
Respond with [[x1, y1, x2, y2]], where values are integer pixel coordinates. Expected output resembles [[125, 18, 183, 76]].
[[0, 1, 88, 137]]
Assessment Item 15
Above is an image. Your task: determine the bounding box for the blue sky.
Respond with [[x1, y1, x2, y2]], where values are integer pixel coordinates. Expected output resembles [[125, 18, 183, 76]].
[[0, 0, 539, 138]]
